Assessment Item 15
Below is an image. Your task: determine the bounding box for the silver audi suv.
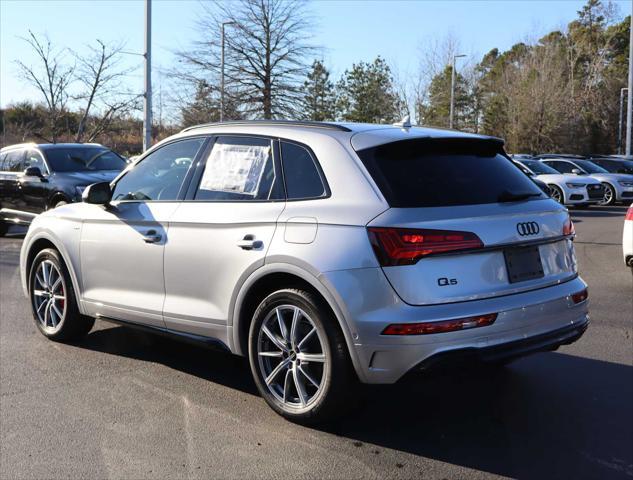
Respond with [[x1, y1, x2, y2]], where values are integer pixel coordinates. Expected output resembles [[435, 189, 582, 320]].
[[20, 121, 589, 423]]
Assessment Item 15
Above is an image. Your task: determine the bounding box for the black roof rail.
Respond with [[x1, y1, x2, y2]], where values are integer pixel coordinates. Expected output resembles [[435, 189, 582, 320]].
[[180, 120, 352, 133]]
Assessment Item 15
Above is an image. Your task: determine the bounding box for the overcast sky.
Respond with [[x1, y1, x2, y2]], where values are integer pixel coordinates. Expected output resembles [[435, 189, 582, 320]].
[[1, 0, 629, 110]]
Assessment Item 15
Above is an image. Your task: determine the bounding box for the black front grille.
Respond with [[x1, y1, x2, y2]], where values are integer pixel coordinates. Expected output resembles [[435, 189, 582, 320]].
[[587, 184, 604, 199]]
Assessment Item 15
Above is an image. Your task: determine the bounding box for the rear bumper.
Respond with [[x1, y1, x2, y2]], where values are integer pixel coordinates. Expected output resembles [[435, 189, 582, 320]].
[[322, 269, 589, 384], [414, 317, 588, 371]]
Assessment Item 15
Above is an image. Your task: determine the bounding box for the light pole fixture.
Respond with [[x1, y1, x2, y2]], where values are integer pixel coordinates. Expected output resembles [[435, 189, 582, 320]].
[[449, 54, 466, 130], [143, 0, 152, 152], [221, 21, 237, 122], [626, 12, 632, 156], [619, 88, 628, 155]]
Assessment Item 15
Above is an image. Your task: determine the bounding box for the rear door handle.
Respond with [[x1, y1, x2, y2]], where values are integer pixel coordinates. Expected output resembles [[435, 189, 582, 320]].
[[237, 234, 263, 250], [142, 230, 162, 243]]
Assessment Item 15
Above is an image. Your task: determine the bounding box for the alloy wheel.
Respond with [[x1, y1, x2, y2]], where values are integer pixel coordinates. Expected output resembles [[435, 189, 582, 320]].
[[32, 260, 67, 333], [550, 187, 562, 203], [600, 185, 613, 205], [256, 305, 327, 409]]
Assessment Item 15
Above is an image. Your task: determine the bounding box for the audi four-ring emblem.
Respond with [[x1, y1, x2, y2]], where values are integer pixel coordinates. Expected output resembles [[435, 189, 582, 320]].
[[516, 221, 540, 236]]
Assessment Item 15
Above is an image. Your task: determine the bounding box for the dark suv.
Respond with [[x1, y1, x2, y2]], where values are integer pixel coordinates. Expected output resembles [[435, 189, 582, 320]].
[[0, 143, 127, 235]]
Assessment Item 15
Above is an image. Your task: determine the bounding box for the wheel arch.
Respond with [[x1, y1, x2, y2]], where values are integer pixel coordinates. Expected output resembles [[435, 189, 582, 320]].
[[47, 191, 72, 210], [23, 233, 83, 312], [230, 263, 365, 382]]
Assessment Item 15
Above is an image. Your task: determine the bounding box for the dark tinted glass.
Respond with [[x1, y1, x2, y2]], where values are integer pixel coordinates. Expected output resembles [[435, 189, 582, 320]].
[[0, 153, 7, 171], [281, 142, 325, 199], [5, 150, 24, 172], [544, 161, 576, 174], [45, 147, 126, 172], [112, 138, 204, 201], [356, 139, 543, 207], [25, 150, 48, 173], [574, 159, 608, 174], [194, 136, 281, 201], [593, 159, 633, 174], [521, 160, 559, 175]]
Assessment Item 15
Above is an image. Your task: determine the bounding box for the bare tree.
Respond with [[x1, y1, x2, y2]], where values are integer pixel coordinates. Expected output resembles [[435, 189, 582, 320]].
[[175, 0, 316, 119], [15, 31, 74, 142], [73, 40, 138, 142]]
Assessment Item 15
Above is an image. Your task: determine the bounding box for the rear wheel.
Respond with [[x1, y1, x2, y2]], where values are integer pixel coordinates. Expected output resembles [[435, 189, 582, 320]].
[[29, 248, 94, 341], [248, 289, 357, 424], [548, 185, 564, 204]]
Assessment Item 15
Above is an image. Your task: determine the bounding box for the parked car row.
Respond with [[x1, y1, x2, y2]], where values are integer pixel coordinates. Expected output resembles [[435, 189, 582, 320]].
[[0, 142, 128, 235], [510, 153, 633, 206]]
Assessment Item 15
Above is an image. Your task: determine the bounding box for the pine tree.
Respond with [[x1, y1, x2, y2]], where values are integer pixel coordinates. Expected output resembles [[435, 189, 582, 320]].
[[301, 60, 336, 121], [336, 57, 402, 123]]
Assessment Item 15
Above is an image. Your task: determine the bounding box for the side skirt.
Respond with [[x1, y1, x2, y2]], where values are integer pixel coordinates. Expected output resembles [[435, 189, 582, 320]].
[[97, 315, 231, 353]]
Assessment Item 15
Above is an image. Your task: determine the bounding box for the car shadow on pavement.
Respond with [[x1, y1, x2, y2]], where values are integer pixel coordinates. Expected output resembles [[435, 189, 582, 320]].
[[75, 325, 632, 479], [329, 352, 633, 479], [76, 324, 259, 395]]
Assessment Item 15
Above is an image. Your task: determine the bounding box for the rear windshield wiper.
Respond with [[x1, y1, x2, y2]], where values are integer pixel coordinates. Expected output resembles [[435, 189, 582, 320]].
[[497, 190, 542, 202]]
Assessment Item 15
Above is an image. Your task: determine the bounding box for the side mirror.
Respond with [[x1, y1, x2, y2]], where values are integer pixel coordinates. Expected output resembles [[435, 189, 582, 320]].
[[82, 182, 112, 205], [24, 166, 44, 179], [571, 168, 583, 175]]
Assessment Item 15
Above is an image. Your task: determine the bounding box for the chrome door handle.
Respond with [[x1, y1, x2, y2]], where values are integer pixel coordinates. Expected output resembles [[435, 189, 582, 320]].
[[237, 234, 263, 250], [142, 230, 162, 243]]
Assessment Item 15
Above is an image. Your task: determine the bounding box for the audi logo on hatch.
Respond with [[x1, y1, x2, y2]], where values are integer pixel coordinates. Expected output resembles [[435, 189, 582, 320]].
[[516, 222, 540, 236]]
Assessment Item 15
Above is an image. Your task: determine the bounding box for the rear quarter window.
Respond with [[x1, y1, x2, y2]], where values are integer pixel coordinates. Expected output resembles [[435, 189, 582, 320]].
[[356, 138, 544, 208], [280, 141, 326, 200]]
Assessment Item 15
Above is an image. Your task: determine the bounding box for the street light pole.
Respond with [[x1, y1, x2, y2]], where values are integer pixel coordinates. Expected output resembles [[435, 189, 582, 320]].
[[449, 54, 466, 130], [220, 21, 236, 122], [626, 12, 633, 156], [619, 88, 628, 155], [143, 0, 152, 152]]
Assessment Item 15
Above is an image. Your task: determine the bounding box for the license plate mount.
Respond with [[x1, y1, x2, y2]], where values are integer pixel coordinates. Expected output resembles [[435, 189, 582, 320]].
[[504, 246, 544, 284]]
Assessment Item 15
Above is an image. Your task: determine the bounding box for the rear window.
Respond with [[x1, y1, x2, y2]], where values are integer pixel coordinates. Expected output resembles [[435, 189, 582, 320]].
[[356, 139, 544, 208]]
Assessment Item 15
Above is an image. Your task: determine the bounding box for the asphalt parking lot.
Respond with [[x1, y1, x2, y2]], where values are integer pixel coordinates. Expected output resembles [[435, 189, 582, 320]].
[[1, 206, 631, 480]]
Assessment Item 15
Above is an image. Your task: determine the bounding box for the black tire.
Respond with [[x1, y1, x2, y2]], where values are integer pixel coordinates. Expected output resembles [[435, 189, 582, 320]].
[[548, 185, 564, 204], [28, 248, 94, 341], [600, 183, 616, 206], [248, 289, 358, 424]]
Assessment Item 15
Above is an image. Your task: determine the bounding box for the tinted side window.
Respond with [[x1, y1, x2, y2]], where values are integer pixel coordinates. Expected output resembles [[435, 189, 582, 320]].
[[0, 153, 6, 171], [194, 136, 281, 201], [5, 150, 25, 172], [25, 150, 48, 173], [112, 138, 204, 201], [545, 161, 575, 174], [281, 141, 326, 200]]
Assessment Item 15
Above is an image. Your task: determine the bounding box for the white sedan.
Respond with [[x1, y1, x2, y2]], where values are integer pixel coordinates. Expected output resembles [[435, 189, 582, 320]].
[[624, 204, 633, 267], [514, 159, 604, 206]]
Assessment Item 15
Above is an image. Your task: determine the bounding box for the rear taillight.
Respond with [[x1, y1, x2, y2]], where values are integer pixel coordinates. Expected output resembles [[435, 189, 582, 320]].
[[367, 227, 483, 266], [571, 288, 588, 304], [563, 217, 575, 236], [626, 206, 633, 221], [382, 313, 498, 335]]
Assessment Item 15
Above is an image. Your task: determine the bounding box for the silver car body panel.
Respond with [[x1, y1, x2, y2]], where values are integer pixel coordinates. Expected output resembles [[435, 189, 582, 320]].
[[20, 123, 589, 384]]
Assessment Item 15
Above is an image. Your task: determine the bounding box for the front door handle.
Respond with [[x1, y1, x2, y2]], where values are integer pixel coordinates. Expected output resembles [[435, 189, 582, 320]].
[[237, 234, 263, 250], [142, 230, 162, 243]]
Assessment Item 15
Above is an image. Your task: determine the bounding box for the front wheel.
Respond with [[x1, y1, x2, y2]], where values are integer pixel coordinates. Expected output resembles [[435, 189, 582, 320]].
[[548, 185, 564, 204], [29, 248, 94, 341], [600, 183, 615, 205], [248, 289, 357, 424]]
